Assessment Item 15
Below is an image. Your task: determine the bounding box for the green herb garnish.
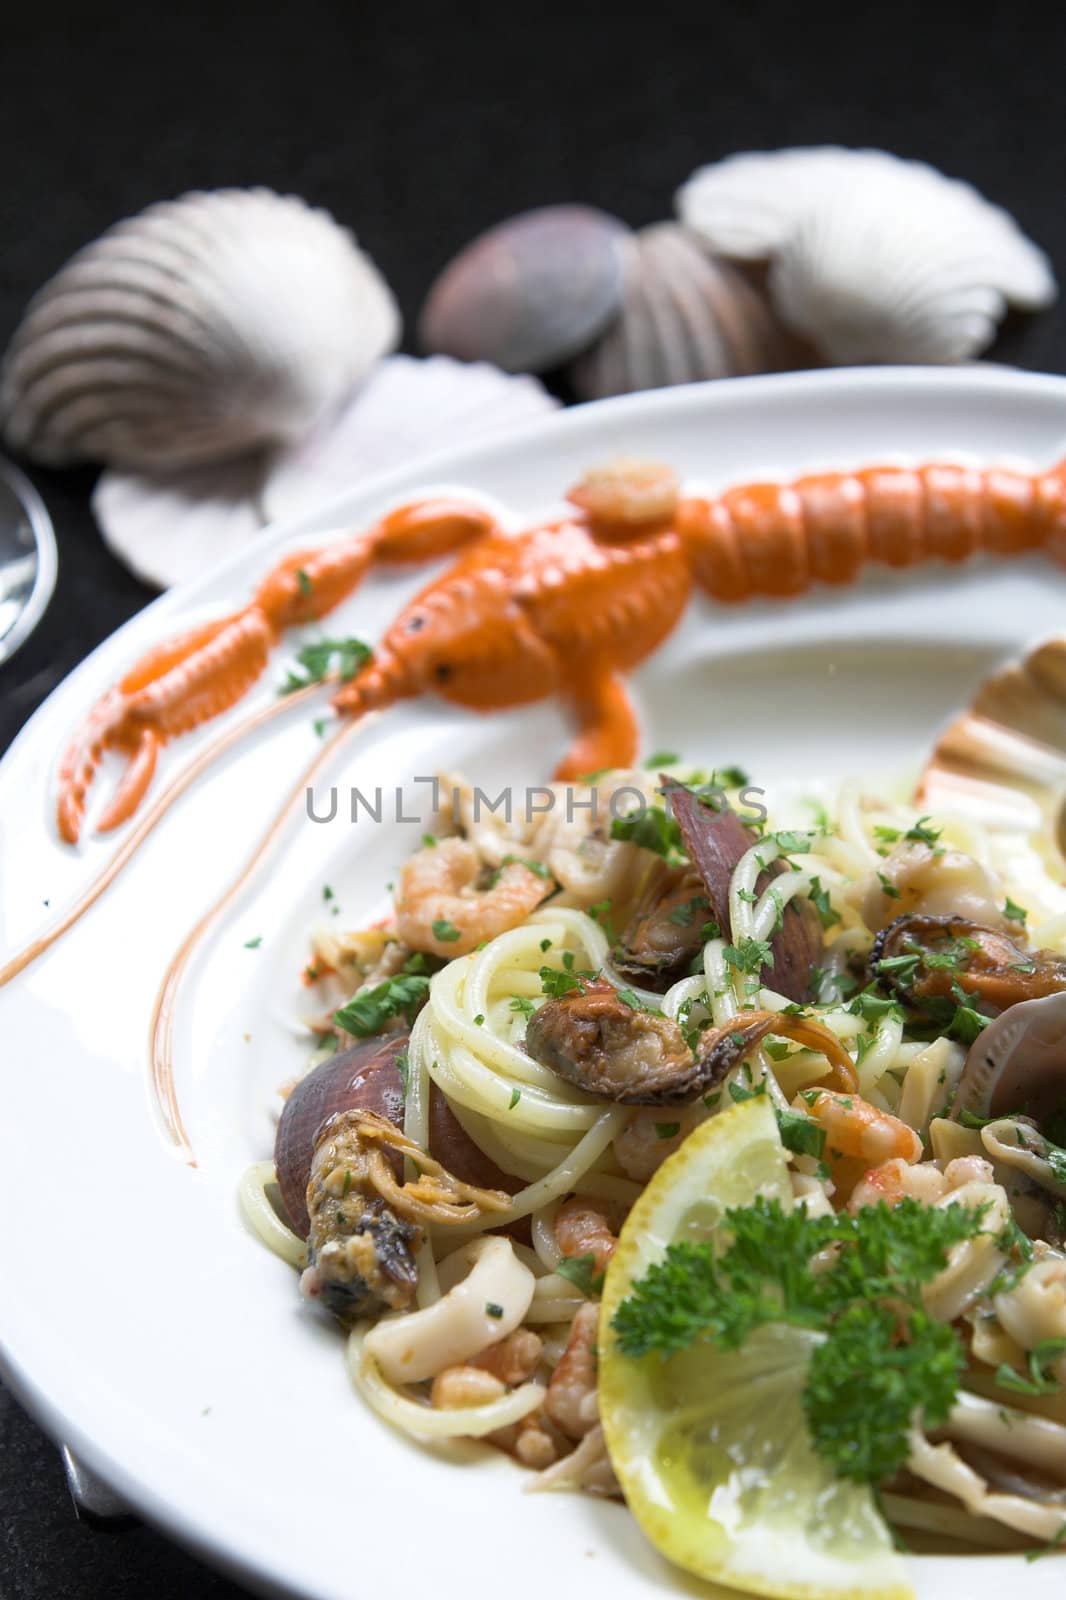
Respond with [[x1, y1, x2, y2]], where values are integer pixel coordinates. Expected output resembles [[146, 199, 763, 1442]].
[[280, 636, 371, 693], [612, 1195, 988, 1484], [334, 971, 430, 1036], [556, 1253, 605, 1298]]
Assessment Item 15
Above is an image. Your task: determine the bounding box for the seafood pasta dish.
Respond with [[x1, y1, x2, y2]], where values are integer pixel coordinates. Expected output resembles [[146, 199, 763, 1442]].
[[242, 760, 1066, 1595], [10, 442, 1066, 1598]]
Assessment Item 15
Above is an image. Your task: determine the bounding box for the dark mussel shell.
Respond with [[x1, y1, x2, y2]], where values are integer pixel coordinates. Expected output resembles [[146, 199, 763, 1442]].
[[275, 1036, 407, 1238], [611, 865, 709, 991], [869, 914, 1066, 1015], [664, 779, 821, 1002], [275, 1034, 522, 1238], [524, 978, 712, 1105]]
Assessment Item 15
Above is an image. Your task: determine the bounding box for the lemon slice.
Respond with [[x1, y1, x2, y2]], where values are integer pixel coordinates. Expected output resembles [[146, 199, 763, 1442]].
[[599, 1097, 910, 1600]]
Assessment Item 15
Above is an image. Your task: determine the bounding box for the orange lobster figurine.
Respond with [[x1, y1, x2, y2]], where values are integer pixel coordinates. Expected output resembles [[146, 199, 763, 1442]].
[[58, 454, 1066, 845]]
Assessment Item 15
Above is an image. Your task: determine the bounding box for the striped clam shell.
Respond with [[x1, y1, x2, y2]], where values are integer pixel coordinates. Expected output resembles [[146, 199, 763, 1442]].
[[569, 223, 802, 400], [1, 188, 400, 471]]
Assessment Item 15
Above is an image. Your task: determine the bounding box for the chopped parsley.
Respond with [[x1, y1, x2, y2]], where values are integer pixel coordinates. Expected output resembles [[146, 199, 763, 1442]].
[[612, 1196, 988, 1483], [610, 806, 683, 860], [334, 968, 430, 1036], [770, 829, 813, 856], [556, 1253, 605, 1298], [243, 935, 262, 949], [539, 951, 598, 998], [485, 1301, 505, 1319], [668, 894, 711, 928], [296, 568, 313, 598], [877, 870, 901, 900], [616, 987, 662, 1014], [723, 936, 773, 975], [728, 1079, 767, 1104], [509, 995, 536, 1019], [487, 853, 553, 887], [644, 750, 680, 768], [995, 1338, 1064, 1397], [807, 876, 841, 928], [655, 1121, 681, 1140], [432, 918, 462, 943], [775, 1108, 827, 1161], [508, 1086, 522, 1110], [1003, 896, 1028, 926], [279, 636, 371, 694], [588, 898, 616, 940]]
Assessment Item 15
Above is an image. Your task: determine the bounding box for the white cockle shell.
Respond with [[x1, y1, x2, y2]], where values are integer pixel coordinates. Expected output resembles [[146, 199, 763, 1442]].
[[677, 148, 1056, 364], [1, 188, 400, 471], [570, 222, 802, 400], [93, 356, 557, 588]]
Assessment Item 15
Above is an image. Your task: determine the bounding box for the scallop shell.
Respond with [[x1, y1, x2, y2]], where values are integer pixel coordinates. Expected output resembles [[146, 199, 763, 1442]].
[[917, 636, 1066, 865], [570, 222, 804, 400], [419, 205, 631, 373], [92, 356, 557, 587], [677, 148, 1056, 364], [262, 354, 557, 525], [92, 455, 269, 590], [1, 188, 400, 471]]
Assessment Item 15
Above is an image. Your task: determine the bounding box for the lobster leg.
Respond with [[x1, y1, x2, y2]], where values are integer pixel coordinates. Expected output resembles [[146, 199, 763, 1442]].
[[554, 670, 640, 782], [54, 499, 499, 842]]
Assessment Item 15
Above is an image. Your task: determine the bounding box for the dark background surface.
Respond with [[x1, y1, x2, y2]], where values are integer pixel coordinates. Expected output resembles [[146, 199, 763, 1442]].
[[1, 3, 1065, 1596]]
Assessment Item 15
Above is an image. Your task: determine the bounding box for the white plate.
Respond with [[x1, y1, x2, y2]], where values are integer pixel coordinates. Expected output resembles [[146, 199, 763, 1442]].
[[1, 367, 1064, 1600]]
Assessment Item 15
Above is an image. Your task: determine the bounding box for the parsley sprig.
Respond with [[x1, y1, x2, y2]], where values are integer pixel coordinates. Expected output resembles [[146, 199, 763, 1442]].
[[280, 636, 371, 694], [333, 954, 433, 1036], [612, 1195, 989, 1484]]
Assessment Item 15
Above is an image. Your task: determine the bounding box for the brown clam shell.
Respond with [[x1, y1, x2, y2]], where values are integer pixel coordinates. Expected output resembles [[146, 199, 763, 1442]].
[[419, 205, 631, 373]]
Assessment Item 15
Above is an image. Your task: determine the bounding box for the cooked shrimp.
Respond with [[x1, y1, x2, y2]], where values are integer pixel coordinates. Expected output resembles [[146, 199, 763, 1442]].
[[566, 458, 680, 528], [430, 1365, 508, 1409], [613, 1103, 708, 1182], [394, 836, 551, 957], [849, 1155, 951, 1212], [555, 1197, 619, 1273], [543, 1302, 600, 1440], [801, 1089, 923, 1165], [472, 1328, 544, 1385]]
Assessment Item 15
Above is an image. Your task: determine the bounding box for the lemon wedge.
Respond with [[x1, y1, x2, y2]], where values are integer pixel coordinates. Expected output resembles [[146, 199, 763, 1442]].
[[599, 1096, 911, 1600]]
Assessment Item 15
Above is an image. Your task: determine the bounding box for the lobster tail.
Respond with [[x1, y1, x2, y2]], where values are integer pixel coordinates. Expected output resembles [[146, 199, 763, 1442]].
[[681, 457, 1066, 605]]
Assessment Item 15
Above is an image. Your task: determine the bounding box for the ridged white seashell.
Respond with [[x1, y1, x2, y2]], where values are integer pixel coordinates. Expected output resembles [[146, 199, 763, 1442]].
[[918, 636, 1066, 867], [2, 188, 400, 471], [262, 354, 557, 524], [92, 356, 557, 588], [677, 148, 1056, 364], [570, 223, 801, 399]]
